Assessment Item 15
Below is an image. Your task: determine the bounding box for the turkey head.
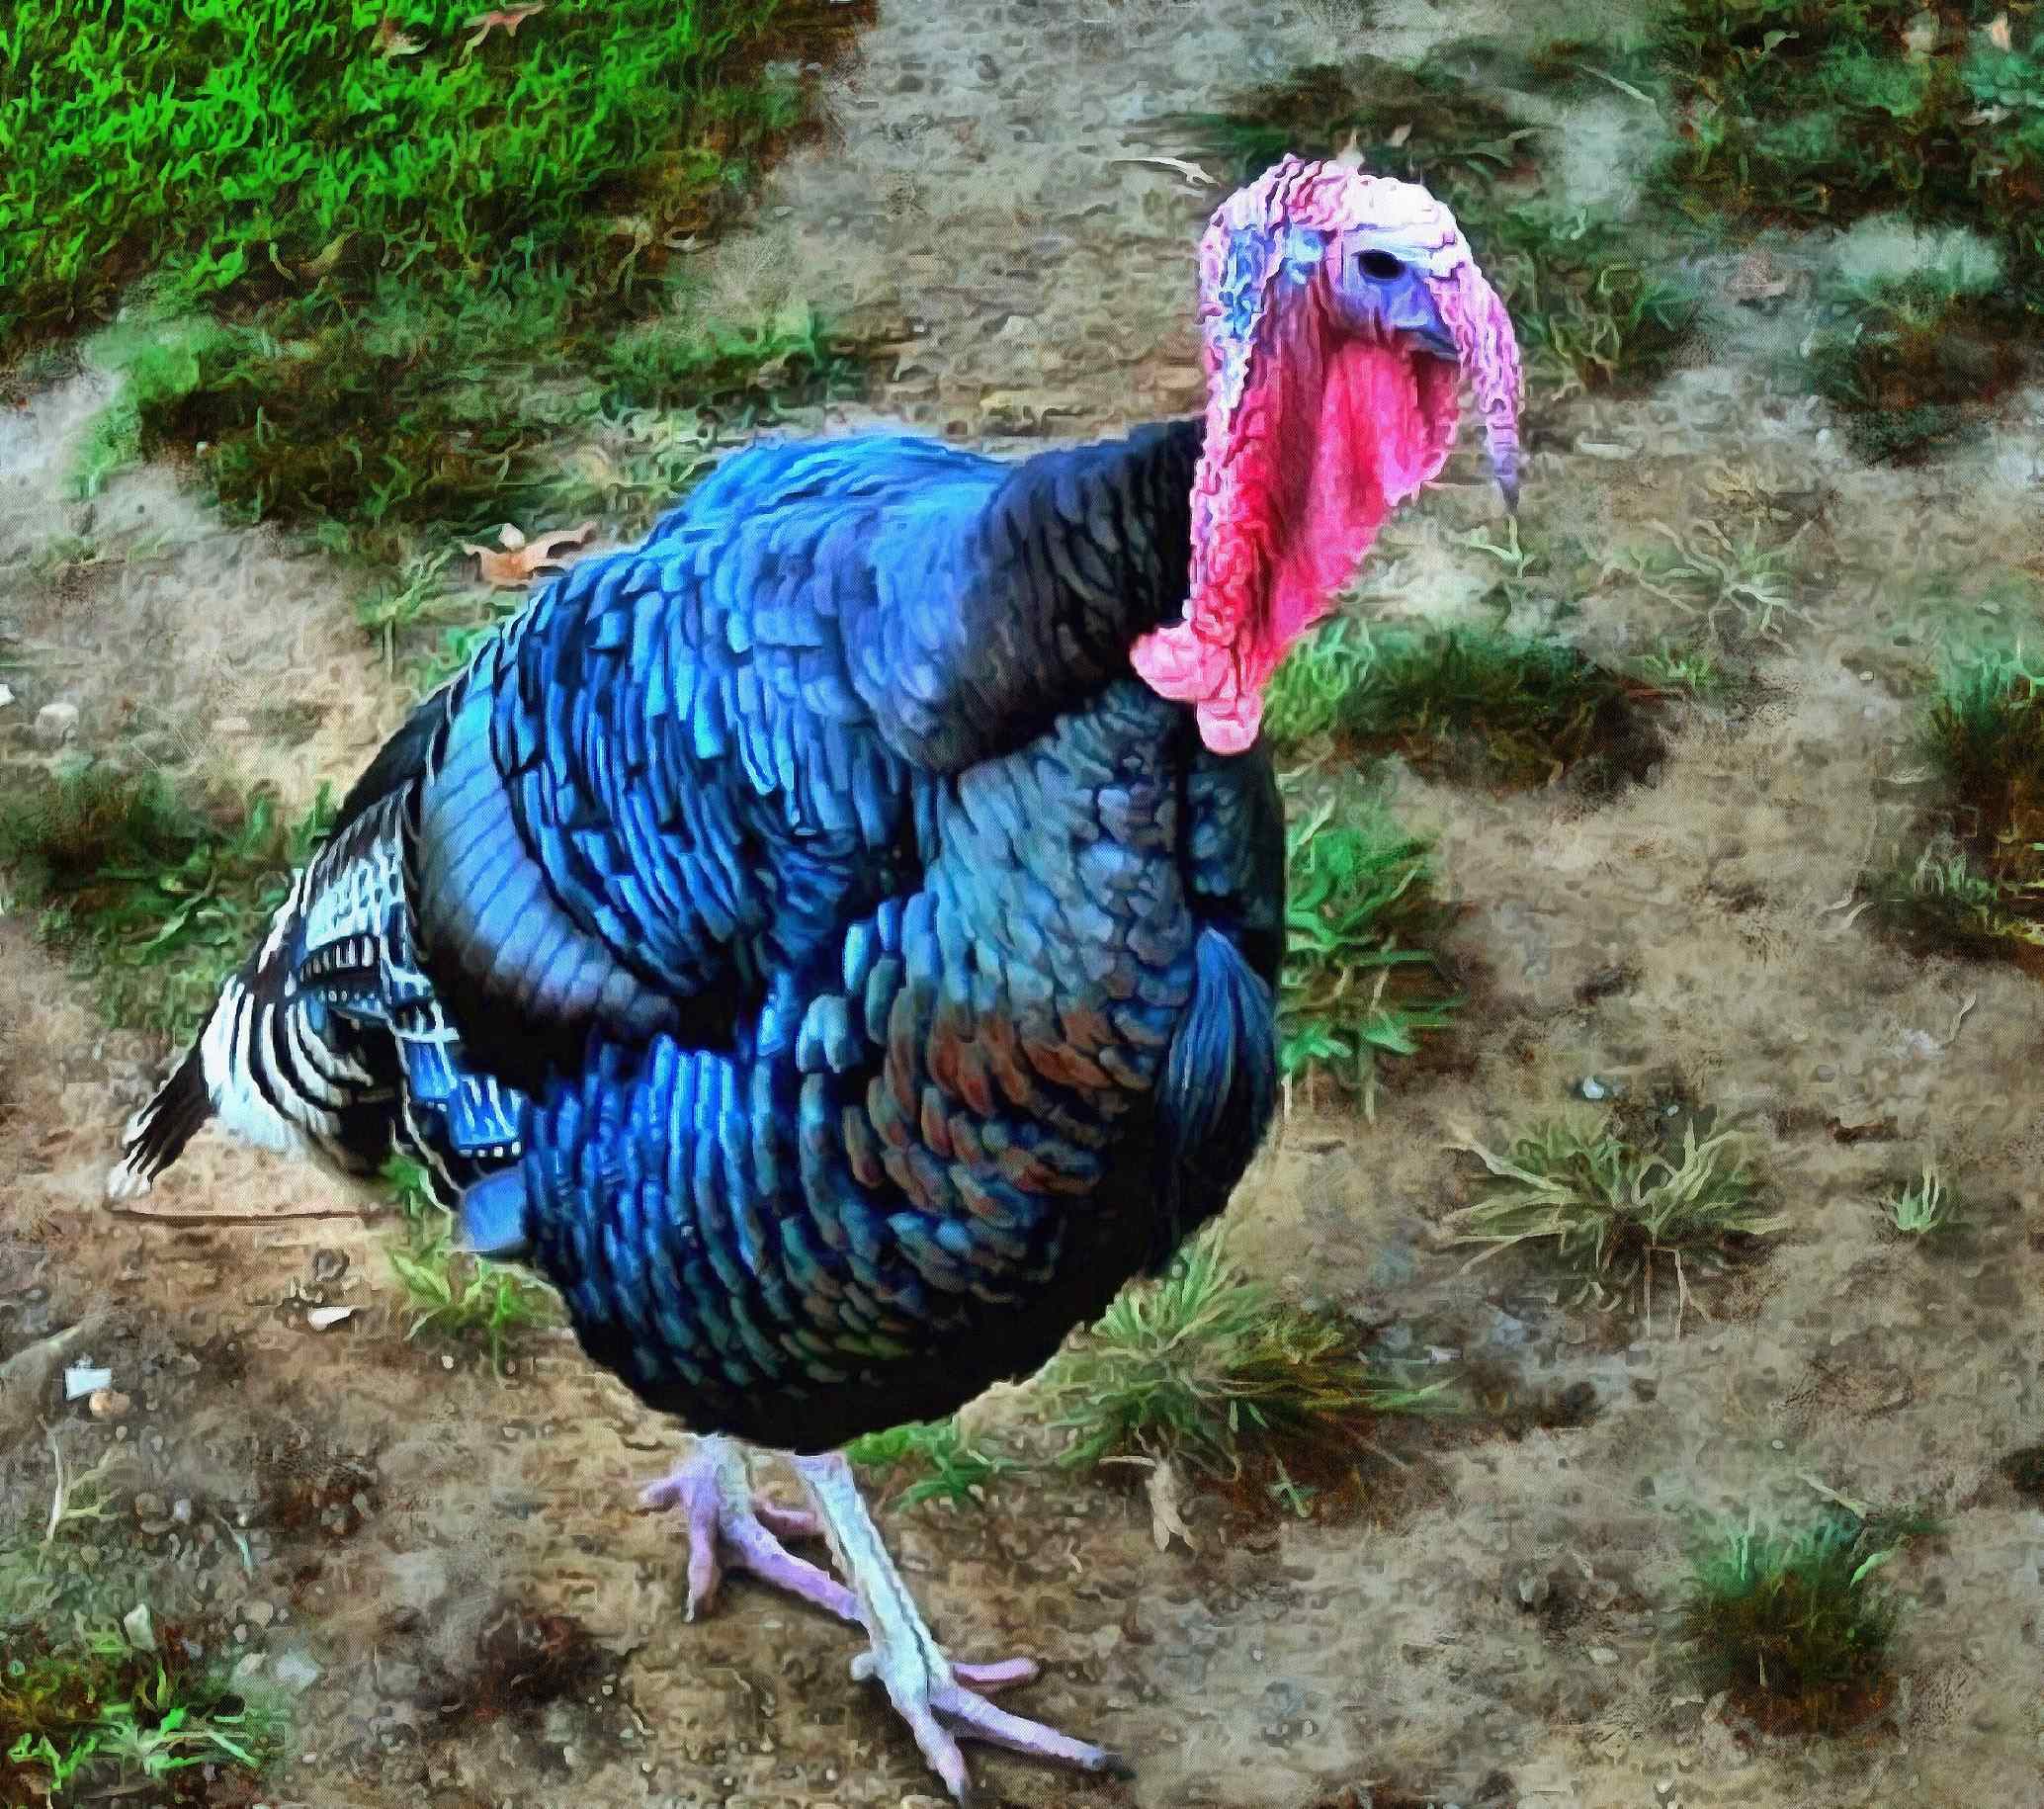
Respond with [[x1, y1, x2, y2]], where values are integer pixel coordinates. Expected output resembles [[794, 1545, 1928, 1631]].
[[1133, 154, 1524, 753]]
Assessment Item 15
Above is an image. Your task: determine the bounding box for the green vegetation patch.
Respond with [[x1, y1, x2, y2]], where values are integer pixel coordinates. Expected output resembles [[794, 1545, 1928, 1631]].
[[2, 1472, 276, 1804], [3, 0, 873, 566], [0, 762, 332, 1042], [1870, 642, 2044, 962], [1047, 1225, 1447, 1519], [1267, 618, 1664, 791], [1679, 1511, 1913, 1736], [1879, 1159, 1964, 1238], [844, 1418, 1025, 1509], [383, 1154, 558, 1375], [1642, 4, 2042, 456], [1277, 788, 1462, 1111], [1, 1623, 271, 1802], [1801, 260, 2026, 463], [1445, 1110, 1786, 1317], [1180, 52, 1697, 394], [1653, 3, 2044, 287]]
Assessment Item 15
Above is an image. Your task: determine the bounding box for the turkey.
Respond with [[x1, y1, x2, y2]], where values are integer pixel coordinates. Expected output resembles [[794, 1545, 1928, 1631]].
[[107, 155, 1520, 1798]]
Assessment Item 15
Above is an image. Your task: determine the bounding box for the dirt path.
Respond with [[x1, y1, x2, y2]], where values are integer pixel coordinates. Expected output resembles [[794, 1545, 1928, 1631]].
[[4, 2, 2044, 1807]]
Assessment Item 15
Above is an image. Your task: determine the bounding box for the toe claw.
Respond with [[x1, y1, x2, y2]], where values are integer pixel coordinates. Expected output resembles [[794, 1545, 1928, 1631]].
[[950, 1656, 1040, 1691]]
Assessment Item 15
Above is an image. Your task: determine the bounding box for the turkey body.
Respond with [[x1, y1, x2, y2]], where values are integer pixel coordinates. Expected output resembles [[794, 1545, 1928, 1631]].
[[118, 418, 1285, 1453]]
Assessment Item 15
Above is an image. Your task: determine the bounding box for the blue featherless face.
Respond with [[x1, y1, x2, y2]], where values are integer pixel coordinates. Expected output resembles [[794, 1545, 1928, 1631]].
[[18, 0, 2008, 1801]]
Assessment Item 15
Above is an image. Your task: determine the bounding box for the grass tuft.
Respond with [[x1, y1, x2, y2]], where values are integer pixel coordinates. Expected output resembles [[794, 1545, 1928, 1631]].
[[1679, 1511, 1912, 1736], [1879, 1161, 1961, 1238], [1046, 1224, 1446, 1495], [1268, 619, 1661, 792], [0, 763, 332, 1042], [1872, 642, 2044, 960], [1444, 1112, 1786, 1316], [1800, 263, 2025, 463], [382, 1155, 558, 1376], [1614, 516, 1813, 646], [1277, 788, 1461, 1112]]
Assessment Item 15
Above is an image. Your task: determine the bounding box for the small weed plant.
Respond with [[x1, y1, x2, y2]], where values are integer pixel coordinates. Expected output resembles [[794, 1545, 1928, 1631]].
[[1873, 643, 2044, 957], [1445, 1112, 1786, 1319], [383, 1155, 557, 1375], [1277, 789, 1461, 1113], [1047, 1224, 1446, 1488], [1880, 1162, 1961, 1238], [1679, 1511, 1912, 1735], [844, 1419, 1024, 1508]]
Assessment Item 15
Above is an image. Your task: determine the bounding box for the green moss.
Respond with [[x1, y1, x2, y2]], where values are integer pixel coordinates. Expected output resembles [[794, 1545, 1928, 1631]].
[[0, 762, 333, 1041]]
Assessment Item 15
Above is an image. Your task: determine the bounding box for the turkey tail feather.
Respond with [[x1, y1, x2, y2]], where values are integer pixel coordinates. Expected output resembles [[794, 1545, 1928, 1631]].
[[106, 1041, 213, 1200]]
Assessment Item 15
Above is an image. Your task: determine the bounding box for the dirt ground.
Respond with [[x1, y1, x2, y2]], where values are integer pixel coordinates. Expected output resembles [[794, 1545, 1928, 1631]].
[[4, 1, 2044, 1806]]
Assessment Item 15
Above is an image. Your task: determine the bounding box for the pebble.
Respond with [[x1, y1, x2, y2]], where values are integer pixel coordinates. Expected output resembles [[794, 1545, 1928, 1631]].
[[1588, 1646, 1619, 1666], [0, 681, 13, 708], [33, 700, 78, 745]]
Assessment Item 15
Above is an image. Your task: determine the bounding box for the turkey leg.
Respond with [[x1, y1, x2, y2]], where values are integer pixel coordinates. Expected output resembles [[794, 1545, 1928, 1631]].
[[791, 1448, 1128, 1800]]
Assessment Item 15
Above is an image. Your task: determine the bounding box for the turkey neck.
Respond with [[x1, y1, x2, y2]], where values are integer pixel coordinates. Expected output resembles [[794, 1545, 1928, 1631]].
[[857, 417, 1202, 772]]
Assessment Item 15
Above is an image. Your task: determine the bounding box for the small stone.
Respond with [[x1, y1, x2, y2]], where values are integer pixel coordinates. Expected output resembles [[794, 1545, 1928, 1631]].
[[123, 1603, 156, 1651], [34, 701, 78, 746], [245, 1599, 276, 1629], [1588, 1645, 1619, 1666], [88, 1387, 130, 1420], [0, 682, 14, 708]]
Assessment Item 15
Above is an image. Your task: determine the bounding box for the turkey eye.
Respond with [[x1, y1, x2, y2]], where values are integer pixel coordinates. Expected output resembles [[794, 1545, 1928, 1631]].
[[1356, 248, 1404, 280]]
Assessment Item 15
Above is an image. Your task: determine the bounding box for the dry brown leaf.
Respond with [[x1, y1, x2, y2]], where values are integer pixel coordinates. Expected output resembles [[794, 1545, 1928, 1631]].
[[1386, 122, 1413, 148], [1987, 11, 2013, 49], [1111, 155, 1221, 192], [1145, 1457, 1195, 1554], [464, 3, 545, 51], [463, 520, 596, 589], [372, 17, 424, 57]]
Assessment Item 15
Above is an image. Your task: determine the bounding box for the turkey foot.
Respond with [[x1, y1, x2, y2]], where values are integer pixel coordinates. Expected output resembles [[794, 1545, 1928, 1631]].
[[640, 1434, 855, 1623], [793, 1449, 1128, 1802]]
